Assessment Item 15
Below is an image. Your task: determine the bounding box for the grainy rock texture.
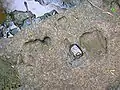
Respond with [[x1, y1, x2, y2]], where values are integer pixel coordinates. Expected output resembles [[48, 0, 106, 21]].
[[0, 56, 21, 90], [0, 0, 120, 90]]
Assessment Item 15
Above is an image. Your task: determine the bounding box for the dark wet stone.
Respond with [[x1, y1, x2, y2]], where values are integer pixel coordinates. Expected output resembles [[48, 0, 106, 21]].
[[44, 13, 51, 18], [11, 10, 34, 27], [0, 31, 3, 37], [0, 26, 4, 38], [61, 1, 76, 8], [49, 10, 58, 15], [1, 21, 21, 38], [0, 9, 58, 38], [9, 28, 19, 35], [23, 18, 32, 26], [33, 10, 58, 23], [35, 0, 50, 5]]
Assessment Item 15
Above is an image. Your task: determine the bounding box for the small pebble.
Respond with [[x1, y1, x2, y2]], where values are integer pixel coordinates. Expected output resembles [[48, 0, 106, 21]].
[[69, 44, 83, 59]]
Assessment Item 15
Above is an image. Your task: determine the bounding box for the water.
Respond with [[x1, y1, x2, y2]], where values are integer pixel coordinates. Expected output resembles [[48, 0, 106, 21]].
[[3, 0, 57, 17]]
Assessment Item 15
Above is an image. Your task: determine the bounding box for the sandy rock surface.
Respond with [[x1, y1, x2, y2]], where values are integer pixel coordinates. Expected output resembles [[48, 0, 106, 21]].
[[0, 0, 120, 90]]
